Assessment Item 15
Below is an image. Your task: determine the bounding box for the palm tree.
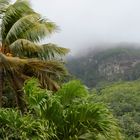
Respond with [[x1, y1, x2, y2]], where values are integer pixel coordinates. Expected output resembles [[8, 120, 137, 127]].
[[24, 79, 123, 140], [0, 0, 69, 110]]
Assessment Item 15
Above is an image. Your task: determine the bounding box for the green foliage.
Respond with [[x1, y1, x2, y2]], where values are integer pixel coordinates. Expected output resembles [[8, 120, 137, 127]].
[[23, 79, 122, 140], [92, 80, 140, 139], [0, 108, 54, 139]]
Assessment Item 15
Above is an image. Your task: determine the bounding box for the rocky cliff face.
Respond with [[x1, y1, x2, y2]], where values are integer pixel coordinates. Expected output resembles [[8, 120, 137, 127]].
[[67, 47, 140, 87], [98, 55, 140, 80]]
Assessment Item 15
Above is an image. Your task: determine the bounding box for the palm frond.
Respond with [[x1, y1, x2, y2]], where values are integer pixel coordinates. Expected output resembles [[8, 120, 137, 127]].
[[24, 78, 51, 112], [0, 52, 68, 91], [21, 19, 58, 42], [25, 59, 68, 77], [40, 75, 60, 91], [9, 39, 42, 57], [41, 43, 69, 59], [0, 53, 26, 73], [5, 13, 58, 44], [0, 0, 10, 16], [56, 80, 88, 106], [9, 39, 69, 59], [5, 13, 41, 44], [23, 60, 68, 90], [43, 19, 59, 34], [1, 0, 34, 40], [64, 103, 119, 139]]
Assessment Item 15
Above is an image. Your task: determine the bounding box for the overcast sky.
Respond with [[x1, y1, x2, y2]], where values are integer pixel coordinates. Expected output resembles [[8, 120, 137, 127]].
[[30, 0, 140, 54]]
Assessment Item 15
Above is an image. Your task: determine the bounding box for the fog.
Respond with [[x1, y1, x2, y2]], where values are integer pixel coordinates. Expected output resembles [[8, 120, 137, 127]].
[[30, 0, 140, 54]]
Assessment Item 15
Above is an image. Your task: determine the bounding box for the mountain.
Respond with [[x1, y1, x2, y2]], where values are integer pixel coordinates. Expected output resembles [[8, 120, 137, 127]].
[[67, 45, 140, 87]]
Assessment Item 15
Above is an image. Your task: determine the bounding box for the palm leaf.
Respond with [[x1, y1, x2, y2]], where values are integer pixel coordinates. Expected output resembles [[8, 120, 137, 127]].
[[0, 54, 67, 77], [5, 13, 58, 44], [0, 0, 10, 15], [41, 43, 69, 59], [5, 13, 40, 44], [24, 60, 68, 90], [1, 0, 34, 40], [9, 39, 69, 59], [0, 53, 68, 90], [9, 39, 42, 57], [0, 53, 26, 73], [39, 74, 60, 90], [55, 80, 88, 106], [25, 59, 68, 76], [21, 19, 58, 42], [64, 103, 119, 139]]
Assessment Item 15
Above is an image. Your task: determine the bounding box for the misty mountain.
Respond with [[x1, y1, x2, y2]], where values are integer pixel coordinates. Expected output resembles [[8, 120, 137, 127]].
[[67, 45, 140, 88]]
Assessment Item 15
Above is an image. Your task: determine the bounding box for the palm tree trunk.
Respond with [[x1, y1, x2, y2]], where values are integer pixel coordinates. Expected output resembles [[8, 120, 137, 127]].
[[0, 68, 3, 107], [11, 76, 27, 113]]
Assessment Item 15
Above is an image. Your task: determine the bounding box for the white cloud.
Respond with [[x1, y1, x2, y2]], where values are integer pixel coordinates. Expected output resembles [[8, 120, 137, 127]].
[[30, 0, 140, 53]]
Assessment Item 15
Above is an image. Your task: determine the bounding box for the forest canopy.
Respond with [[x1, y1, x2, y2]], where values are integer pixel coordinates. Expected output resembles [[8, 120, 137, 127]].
[[92, 80, 140, 140]]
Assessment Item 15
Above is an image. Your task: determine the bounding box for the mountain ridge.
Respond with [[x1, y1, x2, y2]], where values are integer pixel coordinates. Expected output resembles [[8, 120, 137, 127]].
[[67, 45, 140, 87]]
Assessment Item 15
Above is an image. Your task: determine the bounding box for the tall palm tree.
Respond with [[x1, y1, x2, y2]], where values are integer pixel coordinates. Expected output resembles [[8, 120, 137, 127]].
[[0, 0, 69, 110]]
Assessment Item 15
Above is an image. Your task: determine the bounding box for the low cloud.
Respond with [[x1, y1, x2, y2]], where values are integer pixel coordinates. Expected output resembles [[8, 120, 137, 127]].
[[31, 0, 140, 54]]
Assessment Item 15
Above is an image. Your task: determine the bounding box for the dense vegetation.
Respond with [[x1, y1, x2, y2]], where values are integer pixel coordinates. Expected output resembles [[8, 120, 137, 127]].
[[67, 46, 140, 87], [92, 80, 140, 140], [0, 79, 122, 139], [67, 47, 140, 139]]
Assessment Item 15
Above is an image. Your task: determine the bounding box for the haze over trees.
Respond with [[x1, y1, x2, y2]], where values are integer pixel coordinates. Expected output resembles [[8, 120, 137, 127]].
[[67, 45, 140, 87]]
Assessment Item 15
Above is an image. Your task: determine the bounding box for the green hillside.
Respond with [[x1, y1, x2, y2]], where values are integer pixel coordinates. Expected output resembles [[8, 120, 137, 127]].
[[67, 46, 140, 87], [92, 80, 140, 140]]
